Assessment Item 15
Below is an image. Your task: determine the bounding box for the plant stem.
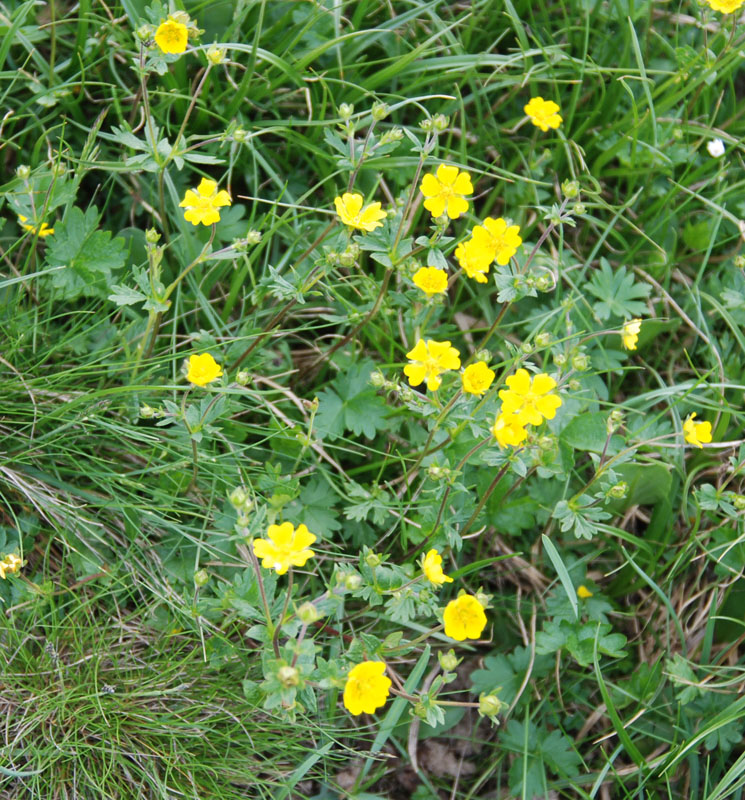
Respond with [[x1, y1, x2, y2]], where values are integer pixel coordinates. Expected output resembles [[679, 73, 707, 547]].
[[248, 547, 278, 657], [271, 568, 293, 658]]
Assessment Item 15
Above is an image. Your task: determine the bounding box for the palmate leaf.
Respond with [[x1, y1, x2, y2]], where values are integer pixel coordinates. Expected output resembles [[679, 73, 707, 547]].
[[47, 206, 127, 300], [586, 258, 651, 321]]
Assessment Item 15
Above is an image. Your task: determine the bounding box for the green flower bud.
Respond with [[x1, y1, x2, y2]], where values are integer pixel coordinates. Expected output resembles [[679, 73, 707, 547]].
[[521, 341, 533, 354], [206, 44, 227, 66], [370, 370, 386, 388], [412, 701, 428, 719], [135, 24, 152, 41], [438, 649, 461, 672], [535, 274, 554, 292], [379, 128, 403, 145], [607, 409, 624, 433], [371, 101, 389, 121], [573, 202, 586, 216], [16, 165, 31, 180], [735, 255, 745, 269], [538, 435, 554, 451], [229, 486, 250, 509], [568, 378, 581, 391], [344, 573, 362, 591], [339, 250, 356, 267], [419, 118, 434, 132], [553, 352, 567, 367], [194, 569, 209, 586], [245, 229, 262, 244], [572, 353, 590, 371], [561, 179, 580, 199], [139, 404, 155, 419], [535, 332, 551, 348], [608, 481, 628, 499], [475, 592, 489, 610], [365, 552, 382, 568], [733, 494, 745, 510], [432, 114, 449, 131], [277, 665, 300, 688], [235, 370, 249, 386], [145, 227, 161, 244], [338, 103, 354, 121], [478, 692, 507, 718], [233, 126, 248, 143], [297, 601, 321, 624]]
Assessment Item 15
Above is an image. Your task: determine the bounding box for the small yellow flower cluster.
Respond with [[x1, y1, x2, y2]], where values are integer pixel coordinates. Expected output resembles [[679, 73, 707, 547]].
[[0, 553, 23, 580], [492, 368, 562, 449]]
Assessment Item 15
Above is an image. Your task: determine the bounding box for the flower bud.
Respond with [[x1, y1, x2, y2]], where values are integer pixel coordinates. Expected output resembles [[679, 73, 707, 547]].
[[229, 486, 250, 509], [339, 249, 356, 267], [419, 118, 434, 132], [478, 692, 506, 718], [145, 227, 161, 244], [370, 370, 386, 388], [538, 435, 554, 451], [379, 128, 403, 145], [733, 494, 745, 510], [297, 601, 321, 624], [561, 179, 580, 199], [572, 353, 590, 371], [277, 665, 300, 688], [344, 573, 362, 591], [521, 341, 533, 354], [235, 370, 249, 386], [607, 409, 624, 433], [140, 404, 155, 419], [432, 114, 449, 131], [399, 385, 415, 402], [135, 24, 152, 41], [371, 101, 389, 121], [438, 649, 460, 672], [427, 464, 444, 480], [568, 378, 581, 391], [535, 332, 551, 348], [735, 255, 745, 269], [170, 10, 190, 26], [535, 274, 554, 292], [232, 126, 248, 143], [16, 165, 31, 180], [206, 44, 227, 66], [338, 103, 354, 121], [194, 569, 209, 586], [245, 229, 262, 244], [412, 701, 428, 719], [553, 352, 567, 367], [573, 202, 586, 216], [608, 481, 628, 500], [365, 552, 382, 568]]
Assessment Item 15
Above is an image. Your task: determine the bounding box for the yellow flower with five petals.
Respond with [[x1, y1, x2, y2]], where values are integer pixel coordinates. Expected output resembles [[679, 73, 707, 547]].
[[334, 192, 387, 232], [498, 369, 561, 426], [403, 339, 461, 392], [179, 177, 231, 226], [462, 361, 495, 396], [343, 661, 392, 715], [420, 164, 473, 220], [491, 412, 529, 449], [421, 548, 453, 586], [443, 594, 487, 641], [154, 18, 189, 55], [524, 97, 562, 132], [683, 413, 712, 448], [412, 266, 448, 297], [252, 522, 316, 576], [470, 218, 522, 266], [186, 353, 223, 387]]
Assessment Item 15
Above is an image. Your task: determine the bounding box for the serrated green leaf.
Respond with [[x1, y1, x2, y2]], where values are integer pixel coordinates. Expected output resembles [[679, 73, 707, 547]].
[[108, 284, 146, 306]]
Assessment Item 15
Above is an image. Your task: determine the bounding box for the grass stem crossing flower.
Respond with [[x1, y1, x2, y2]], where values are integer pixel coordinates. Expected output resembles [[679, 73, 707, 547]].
[[18, 215, 54, 237]]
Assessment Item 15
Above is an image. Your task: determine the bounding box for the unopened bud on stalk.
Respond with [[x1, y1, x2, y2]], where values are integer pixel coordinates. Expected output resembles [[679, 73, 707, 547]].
[[277, 665, 300, 688], [297, 602, 321, 624], [338, 103, 354, 121], [371, 101, 389, 121], [194, 569, 209, 587]]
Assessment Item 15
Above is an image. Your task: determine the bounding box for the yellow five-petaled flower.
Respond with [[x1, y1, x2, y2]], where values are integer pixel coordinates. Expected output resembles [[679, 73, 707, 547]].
[[498, 368, 562, 426], [252, 522, 316, 575], [180, 177, 232, 226], [334, 192, 387, 232], [420, 164, 473, 220], [18, 215, 54, 237], [186, 353, 223, 387], [491, 412, 529, 449], [0, 553, 23, 580], [683, 413, 712, 448], [404, 338, 461, 392], [621, 319, 642, 351], [421, 548, 453, 586], [154, 17, 189, 55], [443, 594, 487, 641], [412, 266, 448, 297], [461, 361, 496, 396], [343, 661, 392, 715], [524, 96, 562, 132], [706, 0, 744, 12]]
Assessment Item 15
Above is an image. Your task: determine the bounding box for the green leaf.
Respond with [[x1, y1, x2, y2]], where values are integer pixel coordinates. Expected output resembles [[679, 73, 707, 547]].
[[108, 284, 146, 306], [47, 206, 127, 300], [286, 477, 342, 534], [560, 413, 613, 453], [586, 259, 651, 321]]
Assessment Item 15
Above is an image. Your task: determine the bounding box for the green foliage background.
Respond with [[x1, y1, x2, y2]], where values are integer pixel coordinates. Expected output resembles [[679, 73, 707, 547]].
[[1, 0, 745, 798]]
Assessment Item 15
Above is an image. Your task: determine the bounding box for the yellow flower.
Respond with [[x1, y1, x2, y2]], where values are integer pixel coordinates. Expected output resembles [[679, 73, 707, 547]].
[[179, 177, 232, 226], [343, 661, 392, 715], [334, 192, 387, 232], [524, 96, 562, 132], [252, 522, 316, 576], [403, 338, 461, 392], [577, 584, 593, 599], [154, 18, 189, 55], [443, 594, 487, 641], [455, 238, 492, 283], [18, 215, 54, 237], [491, 412, 529, 448], [420, 164, 473, 220], [621, 318, 642, 351], [683, 413, 712, 448], [498, 368, 562, 426], [0, 553, 22, 579], [461, 361, 495, 396], [412, 266, 448, 297], [707, 0, 743, 11], [471, 217, 523, 266], [421, 548, 453, 586], [186, 353, 223, 387]]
